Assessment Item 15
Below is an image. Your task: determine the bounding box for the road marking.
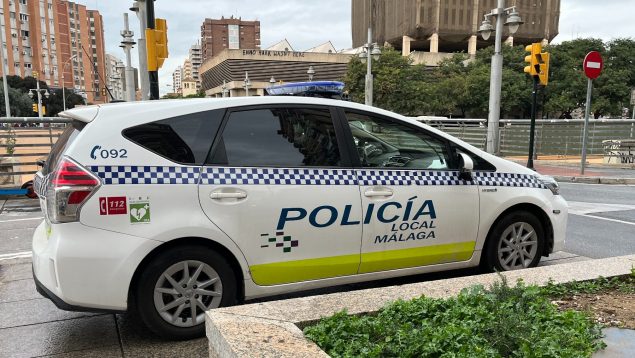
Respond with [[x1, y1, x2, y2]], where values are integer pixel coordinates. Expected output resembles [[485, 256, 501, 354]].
[[567, 201, 635, 215], [583, 214, 635, 227], [0, 251, 32, 261], [0, 217, 43, 223]]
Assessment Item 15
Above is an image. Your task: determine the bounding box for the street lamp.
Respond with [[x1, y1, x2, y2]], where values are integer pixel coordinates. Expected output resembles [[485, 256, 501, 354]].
[[243, 72, 251, 97], [307, 66, 315, 82], [477, 0, 523, 154], [359, 30, 381, 106], [61, 53, 80, 111]]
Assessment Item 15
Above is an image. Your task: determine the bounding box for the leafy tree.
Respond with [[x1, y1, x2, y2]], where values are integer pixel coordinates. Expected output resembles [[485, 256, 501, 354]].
[[0, 85, 36, 117]]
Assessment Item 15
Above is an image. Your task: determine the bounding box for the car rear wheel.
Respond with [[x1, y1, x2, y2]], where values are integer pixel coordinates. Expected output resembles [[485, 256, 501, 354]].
[[483, 211, 544, 272], [134, 245, 237, 340]]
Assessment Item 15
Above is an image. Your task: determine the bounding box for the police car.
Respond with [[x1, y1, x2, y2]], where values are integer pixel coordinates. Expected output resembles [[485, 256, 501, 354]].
[[32, 97, 566, 339]]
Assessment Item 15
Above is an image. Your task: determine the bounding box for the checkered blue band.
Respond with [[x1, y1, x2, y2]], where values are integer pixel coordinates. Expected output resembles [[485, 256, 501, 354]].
[[200, 167, 358, 185], [88, 165, 545, 189], [474, 172, 545, 188], [89, 166, 200, 185], [356, 170, 470, 186]]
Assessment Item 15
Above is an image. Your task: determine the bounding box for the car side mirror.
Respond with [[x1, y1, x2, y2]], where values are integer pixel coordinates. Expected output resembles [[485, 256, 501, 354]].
[[458, 153, 474, 181]]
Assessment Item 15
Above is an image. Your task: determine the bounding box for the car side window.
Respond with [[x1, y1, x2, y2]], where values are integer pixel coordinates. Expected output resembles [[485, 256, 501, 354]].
[[344, 111, 454, 170], [123, 109, 224, 165], [209, 107, 342, 167]]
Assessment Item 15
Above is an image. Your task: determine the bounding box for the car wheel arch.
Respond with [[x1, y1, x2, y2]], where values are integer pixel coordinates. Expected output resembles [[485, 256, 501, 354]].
[[481, 203, 554, 265], [127, 236, 246, 308]]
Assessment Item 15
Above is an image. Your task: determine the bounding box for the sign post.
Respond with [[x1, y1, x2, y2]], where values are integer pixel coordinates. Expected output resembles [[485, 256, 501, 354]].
[[580, 51, 603, 175]]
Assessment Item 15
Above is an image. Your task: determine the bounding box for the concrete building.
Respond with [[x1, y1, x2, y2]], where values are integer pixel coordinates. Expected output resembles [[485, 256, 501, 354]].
[[181, 77, 197, 97], [351, 0, 560, 63], [105, 53, 123, 100], [189, 42, 202, 90], [200, 40, 352, 97], [0, 0, 107, 103], [172, 65, 182, 94], [200, 16, 260, 62]]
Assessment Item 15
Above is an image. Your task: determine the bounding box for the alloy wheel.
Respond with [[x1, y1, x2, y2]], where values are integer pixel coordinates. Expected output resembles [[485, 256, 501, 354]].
[[497, 222, 539, 270]]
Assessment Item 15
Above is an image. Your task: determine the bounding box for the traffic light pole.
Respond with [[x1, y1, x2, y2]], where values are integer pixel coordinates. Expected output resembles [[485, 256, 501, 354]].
[[527, 76, 539, 169], [146, 0, 160, 100]]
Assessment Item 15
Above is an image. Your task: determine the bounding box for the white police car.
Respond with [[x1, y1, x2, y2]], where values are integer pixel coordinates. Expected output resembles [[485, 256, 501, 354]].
[[32, 97, 566, 339]]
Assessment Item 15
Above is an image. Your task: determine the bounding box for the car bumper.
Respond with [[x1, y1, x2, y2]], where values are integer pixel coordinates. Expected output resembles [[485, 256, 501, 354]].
[[548, 195, 568, 253], [32, 221, 161, 311]]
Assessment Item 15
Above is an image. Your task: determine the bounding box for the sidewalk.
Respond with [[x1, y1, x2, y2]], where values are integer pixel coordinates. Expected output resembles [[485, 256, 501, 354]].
[[506, 156, 635, 184]]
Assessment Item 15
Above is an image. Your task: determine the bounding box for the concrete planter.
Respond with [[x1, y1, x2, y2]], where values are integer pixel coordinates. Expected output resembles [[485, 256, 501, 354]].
[[603, 140, 635, 165], [0, 157, 21, 187]]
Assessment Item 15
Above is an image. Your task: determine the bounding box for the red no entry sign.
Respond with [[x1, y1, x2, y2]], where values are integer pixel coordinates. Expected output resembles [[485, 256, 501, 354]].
[[583, 51, 603, 79]]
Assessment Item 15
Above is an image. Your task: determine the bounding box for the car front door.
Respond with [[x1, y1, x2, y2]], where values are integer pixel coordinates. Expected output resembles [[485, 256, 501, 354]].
[[198, 105, 363, 286], [340, 109, 480, 274]]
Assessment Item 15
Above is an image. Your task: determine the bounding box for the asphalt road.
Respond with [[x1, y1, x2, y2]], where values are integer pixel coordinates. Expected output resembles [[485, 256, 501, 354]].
[[560, 183, 635, 259]]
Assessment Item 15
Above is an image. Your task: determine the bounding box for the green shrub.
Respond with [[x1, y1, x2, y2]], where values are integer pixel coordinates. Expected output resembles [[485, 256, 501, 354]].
[[304, 277, 605, 357]]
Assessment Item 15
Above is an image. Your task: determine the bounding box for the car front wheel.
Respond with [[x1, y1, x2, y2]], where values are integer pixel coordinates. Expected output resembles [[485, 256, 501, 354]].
[[134, 245, 237, 340], [483, 211, 545, 272]]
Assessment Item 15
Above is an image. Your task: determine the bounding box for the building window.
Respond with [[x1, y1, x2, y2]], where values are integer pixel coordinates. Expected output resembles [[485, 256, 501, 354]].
[[228, 24, 239, 49], [19, 14, 28, 21]]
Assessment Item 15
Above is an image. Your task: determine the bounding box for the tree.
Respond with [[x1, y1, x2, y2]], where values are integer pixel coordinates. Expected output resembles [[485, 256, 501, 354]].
[[0, 85, 36, 117], [45, 89, 86, 116]]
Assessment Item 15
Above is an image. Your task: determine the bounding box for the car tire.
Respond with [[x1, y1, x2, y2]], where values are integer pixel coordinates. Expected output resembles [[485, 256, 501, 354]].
[[134, 245, 237, 340], [482, 211, 545, 272]]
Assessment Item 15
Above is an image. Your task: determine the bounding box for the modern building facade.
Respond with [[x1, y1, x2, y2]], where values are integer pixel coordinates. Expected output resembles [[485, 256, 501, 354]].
[[200, 40, 352, 97], [200, 16, 260, 62], [0, 0, 107, 103], [351, 0, 560, 57], [172, 65, 182, 94], [189, 42, 202, 90], [105, 53, 123, 100]]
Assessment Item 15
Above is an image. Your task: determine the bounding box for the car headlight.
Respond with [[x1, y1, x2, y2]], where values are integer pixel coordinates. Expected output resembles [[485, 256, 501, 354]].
[[535, 174, 560, 195]]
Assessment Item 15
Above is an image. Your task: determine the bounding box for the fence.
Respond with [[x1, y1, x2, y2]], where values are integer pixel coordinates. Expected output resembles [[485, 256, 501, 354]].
[[1, 116, 634, 195], [0, 118, 70, 195], [419, 118, 635, 159]]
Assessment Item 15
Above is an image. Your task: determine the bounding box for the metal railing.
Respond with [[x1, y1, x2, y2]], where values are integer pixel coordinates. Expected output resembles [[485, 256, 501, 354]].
[[0, 117, 70, 194], [419, 118, 635, 158]]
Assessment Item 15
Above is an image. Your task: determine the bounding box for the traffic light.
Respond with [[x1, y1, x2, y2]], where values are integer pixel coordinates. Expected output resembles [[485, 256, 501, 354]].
[[146, 18, 168, 71], [524, 43, 541, 76], [523, 43, 550, 86], [32, 103, 37, 112], [538, 52, 549, 86]]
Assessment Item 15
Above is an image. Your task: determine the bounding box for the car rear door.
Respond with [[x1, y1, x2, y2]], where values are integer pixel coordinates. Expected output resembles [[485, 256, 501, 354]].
[[339, 109, 480, 274], [198, 105, 363, 286]]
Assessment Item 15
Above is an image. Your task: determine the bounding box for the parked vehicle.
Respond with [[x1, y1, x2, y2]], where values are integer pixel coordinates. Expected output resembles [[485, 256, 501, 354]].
[[32, 97, 566, 339]]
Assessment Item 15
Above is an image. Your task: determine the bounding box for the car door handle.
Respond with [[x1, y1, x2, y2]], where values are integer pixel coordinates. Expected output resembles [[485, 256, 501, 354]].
[[364, 189, 393, 197], [210, 191, 247, 200]]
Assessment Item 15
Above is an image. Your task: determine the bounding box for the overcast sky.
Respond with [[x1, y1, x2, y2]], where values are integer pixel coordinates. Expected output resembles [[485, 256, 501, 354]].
[[83, 0, 634, 95]]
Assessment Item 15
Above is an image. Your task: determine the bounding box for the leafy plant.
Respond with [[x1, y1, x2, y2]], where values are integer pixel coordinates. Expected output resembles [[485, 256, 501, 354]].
[[4, 127, 17, 155], [304, 277, 610, 357]]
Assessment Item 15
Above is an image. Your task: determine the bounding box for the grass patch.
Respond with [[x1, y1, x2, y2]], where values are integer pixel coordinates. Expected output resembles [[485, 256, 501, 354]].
[[304, 276, 613, 358]]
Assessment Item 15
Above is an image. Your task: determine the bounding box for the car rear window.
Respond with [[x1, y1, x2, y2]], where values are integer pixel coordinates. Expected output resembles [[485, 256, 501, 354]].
[[123, 109, 224, 165], [43, 121, 85, 175]]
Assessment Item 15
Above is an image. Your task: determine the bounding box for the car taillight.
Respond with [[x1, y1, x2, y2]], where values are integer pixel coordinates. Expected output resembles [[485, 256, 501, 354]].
[[45, 157, 101, 223]]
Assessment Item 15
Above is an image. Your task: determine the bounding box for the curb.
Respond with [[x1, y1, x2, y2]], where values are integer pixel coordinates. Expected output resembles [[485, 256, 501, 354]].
[[553, 176, 635, 185], [205, 255, 635, 358]]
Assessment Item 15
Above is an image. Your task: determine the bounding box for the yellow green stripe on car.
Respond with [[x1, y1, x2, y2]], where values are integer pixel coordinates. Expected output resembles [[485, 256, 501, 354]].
[[250, 242, 476, 286]]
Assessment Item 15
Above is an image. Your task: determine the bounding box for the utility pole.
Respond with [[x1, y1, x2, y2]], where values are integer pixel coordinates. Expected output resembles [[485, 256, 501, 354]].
[[146, 0, 160, 100], [527, 76, 539, 169], [131, 1, 149, 100], [120, 13, 136, 102], [485, 0, 505, 155], [0, 10, 11, 117]]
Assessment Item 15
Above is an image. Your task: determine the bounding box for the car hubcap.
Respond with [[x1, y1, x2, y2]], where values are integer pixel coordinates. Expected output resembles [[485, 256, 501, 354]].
[[497, 222, 538, 270], [153, 260, 223, 327]]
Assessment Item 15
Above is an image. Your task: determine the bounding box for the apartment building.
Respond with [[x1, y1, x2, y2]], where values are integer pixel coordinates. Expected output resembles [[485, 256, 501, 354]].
[[105, 53, 123, 100], [172, 65, 182, 94], [0, 0, 107, 103], [200, 16, 260, 62], [189, 42, 201, 90]]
